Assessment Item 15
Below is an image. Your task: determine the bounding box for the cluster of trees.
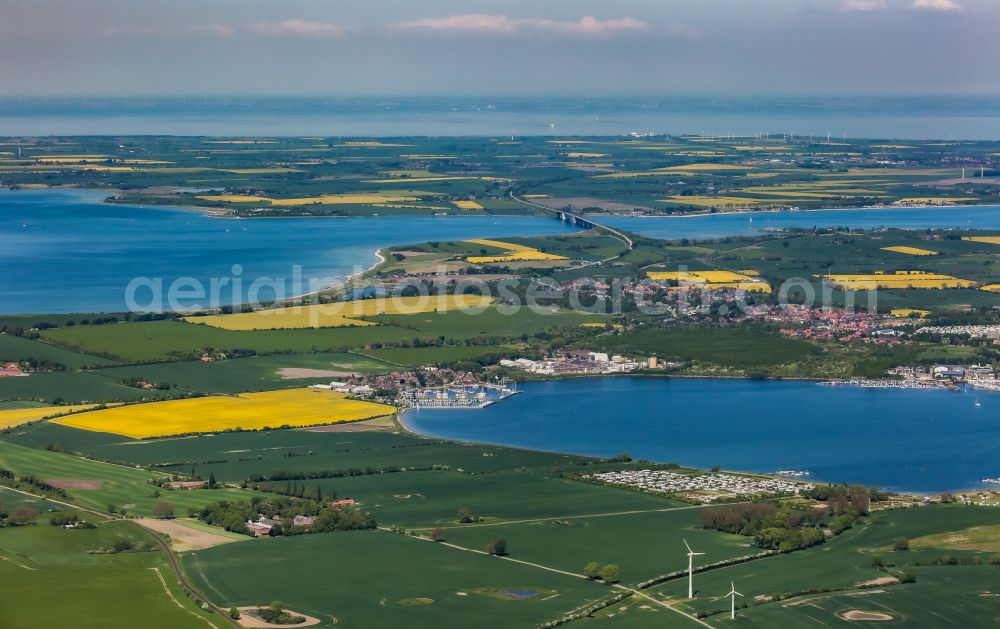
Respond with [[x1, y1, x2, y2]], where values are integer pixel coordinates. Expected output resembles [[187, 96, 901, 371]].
[[704, 486, 881, 553], [583, 562, 620, 584], [485, 538, 507, 556], [119, 376, 172, 390], [248, 481, 327, 501], [0, 503, 39, 527], [254, 601, 305, 626], [457, 508, 481, 524], [803, 483, 878, 515], [197, 495, 375, 537], [0, 468, 69, 500], [702, 502, 828, 553], [49, 512, 96, 528], [924, 555, 1000, 567], [247, 463, 445, 483]]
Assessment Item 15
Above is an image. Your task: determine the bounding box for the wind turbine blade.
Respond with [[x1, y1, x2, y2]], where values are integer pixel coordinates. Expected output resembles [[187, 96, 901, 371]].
[[693, 552, 705, 556], [683, 539, 692, 553], [735, 591, 743, 597]]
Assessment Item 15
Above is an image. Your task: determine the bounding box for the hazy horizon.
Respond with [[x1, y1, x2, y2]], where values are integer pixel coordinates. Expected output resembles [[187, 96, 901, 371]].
[[3, 0, 999, 98]]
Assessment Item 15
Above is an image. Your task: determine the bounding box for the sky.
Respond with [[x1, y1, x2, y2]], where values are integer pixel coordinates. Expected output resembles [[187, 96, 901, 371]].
[[1, 0, 998, 97]]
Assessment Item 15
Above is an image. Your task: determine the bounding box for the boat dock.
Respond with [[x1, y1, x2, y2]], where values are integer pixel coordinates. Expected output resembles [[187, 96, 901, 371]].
[[400, 380, 520, 409], [819, 379, 942, 390]]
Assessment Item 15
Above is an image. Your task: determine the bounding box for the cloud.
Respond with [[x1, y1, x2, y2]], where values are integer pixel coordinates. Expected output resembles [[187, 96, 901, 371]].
[[395, 14, 648, 36], [193, 24, 235, 38], [838, 0, 888, 11], [247, 19, 344, 38], [912, 0, 962, 10]]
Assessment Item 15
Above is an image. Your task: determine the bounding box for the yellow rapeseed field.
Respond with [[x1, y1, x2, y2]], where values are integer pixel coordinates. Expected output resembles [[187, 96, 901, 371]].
[[0, 404, 115, 430], [980, 284, 1000, 293], [963, 236, 1000, 245], [890, 309, 932, 317], [466, 239, 536, 252], [452, 200, 484, 210], [184, 294, 495, 330], [881, 246, 939, 256], [37, 155, 108, 163], [465, 239, 568, 264], [54, 389, 396, 439], [197, 194, 270, 203], [819, 271, 976, 290], [646, 270, 771, 292]]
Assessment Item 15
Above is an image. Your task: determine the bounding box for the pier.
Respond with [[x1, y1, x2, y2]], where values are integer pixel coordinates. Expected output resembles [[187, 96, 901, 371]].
[[819, 379, 942, 390]]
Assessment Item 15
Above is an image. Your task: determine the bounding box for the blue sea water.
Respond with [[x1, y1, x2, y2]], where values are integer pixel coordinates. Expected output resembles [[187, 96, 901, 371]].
[[4, 189, 1000, 313], [404, 377, 1000, 493], [2, 96, 1000, 139], [0, 188, 580, 314]]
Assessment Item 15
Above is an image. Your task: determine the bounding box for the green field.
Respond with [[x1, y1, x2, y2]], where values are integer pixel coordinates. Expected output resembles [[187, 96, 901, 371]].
[[591, 327, 820, 370], [0, 513, 217, 628], [646, 505, 1000, 626], [360, 345, 517, 367], [0, 440, 252, 517], [40, 319, 420, 362], [0, 334, 116, 368], [0, 370, 168, 404], [184, 528, 612, 628], [89, 351, 396, 394]]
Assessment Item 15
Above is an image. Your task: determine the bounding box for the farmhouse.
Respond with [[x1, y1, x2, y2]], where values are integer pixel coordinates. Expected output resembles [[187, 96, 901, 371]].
[[292, 515, 316, 528], [0, 362, 26, 377], [246, 515, 279, 537], [168, 480, 207, 490]]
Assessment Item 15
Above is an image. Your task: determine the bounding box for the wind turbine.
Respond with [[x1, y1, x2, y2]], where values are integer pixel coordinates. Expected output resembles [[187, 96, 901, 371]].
[[683, 539, 704, 599], [726, 581, 744, 620]]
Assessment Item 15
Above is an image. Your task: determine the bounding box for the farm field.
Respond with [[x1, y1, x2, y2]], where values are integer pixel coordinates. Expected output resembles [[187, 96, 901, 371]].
[[40, 319, 422, 362], [4, 422, 599, 482], [819, 271, 978, 290], [0, 333, 116, 368], [0, 403, 115, 429], [296, 469, 686, 529], [649, 505, 1000, 626], [0, 440, 253, 516], [0, 370, 167, 404], [54, 388, 396, 438], [184, 294, 495, 330], [439, 507, 749, 585], [465, 238, 570, 264], [0, 514, 218, 629], [359, 344, 517, 367], [645, 270, 771, 292], [183, 528, 611, 628], [89, 352, 397, 395]]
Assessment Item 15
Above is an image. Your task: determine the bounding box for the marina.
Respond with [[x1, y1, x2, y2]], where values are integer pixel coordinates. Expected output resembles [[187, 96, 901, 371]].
[[399, 380, 519, 409]]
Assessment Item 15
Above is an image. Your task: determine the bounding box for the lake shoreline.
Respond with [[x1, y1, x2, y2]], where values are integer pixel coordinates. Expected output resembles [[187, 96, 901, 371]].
[[398, 375, 998, 495]]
